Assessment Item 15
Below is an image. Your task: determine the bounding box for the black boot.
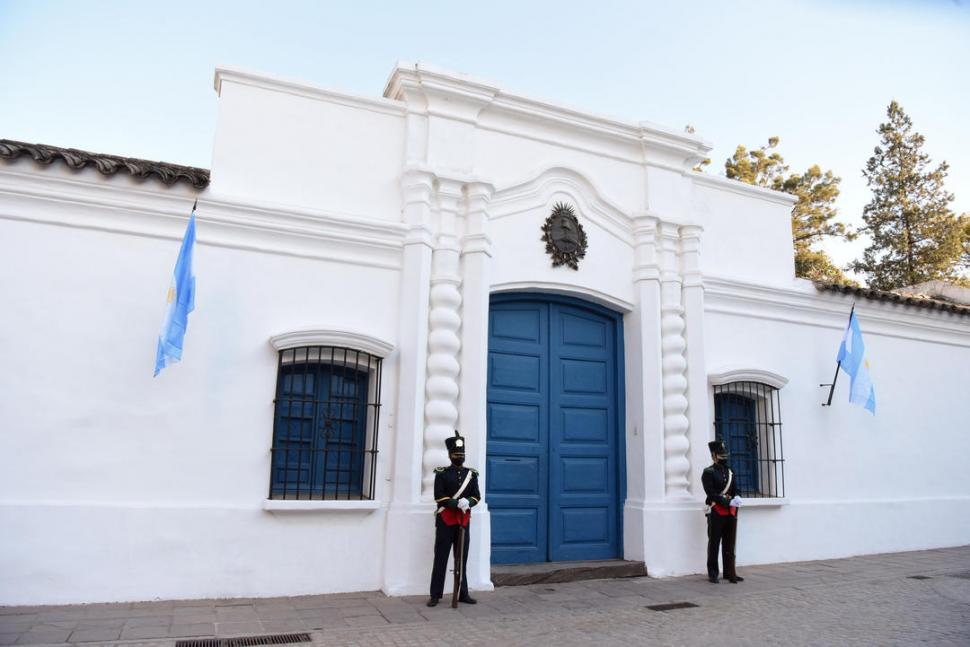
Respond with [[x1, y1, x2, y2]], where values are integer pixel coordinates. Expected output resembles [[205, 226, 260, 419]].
[[426, 597, 440, 607], [708, 575, 719, 583], [458, 594, 477, 604], [728, 576, 744, 583]]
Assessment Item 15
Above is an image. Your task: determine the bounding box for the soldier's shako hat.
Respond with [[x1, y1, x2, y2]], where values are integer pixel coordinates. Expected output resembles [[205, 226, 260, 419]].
[[445, 429, 465, 454], [708, 439, 728, 456]]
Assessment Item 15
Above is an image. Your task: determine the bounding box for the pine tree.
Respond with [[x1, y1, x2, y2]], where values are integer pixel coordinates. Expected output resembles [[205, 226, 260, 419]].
[[725, 138, 855, 284], [853, 101, 965, 290]]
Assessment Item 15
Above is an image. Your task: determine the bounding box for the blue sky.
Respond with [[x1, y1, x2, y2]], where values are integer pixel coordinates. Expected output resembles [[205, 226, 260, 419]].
[[1, 0, 967, 274]]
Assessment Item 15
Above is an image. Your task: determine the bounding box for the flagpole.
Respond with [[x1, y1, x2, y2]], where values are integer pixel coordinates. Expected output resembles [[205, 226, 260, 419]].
[[821, 303, 855, 407]]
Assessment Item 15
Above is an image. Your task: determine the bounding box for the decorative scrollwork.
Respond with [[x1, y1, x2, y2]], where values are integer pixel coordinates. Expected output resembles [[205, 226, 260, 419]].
[[541, 202, 588, 270]]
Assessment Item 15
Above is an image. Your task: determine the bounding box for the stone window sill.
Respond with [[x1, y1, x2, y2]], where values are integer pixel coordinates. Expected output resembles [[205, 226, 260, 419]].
[[740, 497, 788, 508], [262, 499, 382, 513]]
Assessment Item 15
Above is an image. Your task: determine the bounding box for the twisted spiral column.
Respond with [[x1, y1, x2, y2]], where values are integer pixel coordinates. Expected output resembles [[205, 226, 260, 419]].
[[421, 179, 464, 496], [659, 222, 691, 496]]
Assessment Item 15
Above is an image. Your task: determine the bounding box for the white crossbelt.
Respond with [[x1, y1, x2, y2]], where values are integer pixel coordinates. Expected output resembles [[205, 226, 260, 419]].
[[436, 469, 474, 516]]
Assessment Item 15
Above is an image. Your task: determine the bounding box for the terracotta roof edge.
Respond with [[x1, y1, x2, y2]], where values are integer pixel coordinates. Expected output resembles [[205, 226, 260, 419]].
[[813, 281, 970, 317], [0, 139, 210, 190]]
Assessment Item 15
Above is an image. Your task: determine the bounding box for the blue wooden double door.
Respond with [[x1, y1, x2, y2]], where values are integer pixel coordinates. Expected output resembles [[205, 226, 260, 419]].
[[487, 294, 622, 564]]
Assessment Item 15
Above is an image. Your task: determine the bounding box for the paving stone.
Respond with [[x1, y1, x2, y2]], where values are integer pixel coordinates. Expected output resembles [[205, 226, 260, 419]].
[[0, 634, 19, 647], [259, 618, 308, 632], [15, 627, 71, 644], [378, 612, 427, 625], [172, 605, 214, 616], [3, 546, 969, 646], [122, 616, 172, 628], [68, 627, 122, 642], [167, 622, 215, 637], [215, 621, 263, 636], [214, 608, 259, 622], [35, 610, 85, 622], [256, 606, 305, 620], [336, 605, 383, 618], [343, 615, 389, 627], [298, 609, 345, 622], [74, 618, 127, 630], [0, 623, 31, 636], [120, 624, 171, 640]]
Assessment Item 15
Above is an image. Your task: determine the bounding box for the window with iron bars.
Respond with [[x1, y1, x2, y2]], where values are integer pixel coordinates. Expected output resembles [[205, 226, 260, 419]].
[[712, 381, 784, 498], [270, 346, 382, 500]]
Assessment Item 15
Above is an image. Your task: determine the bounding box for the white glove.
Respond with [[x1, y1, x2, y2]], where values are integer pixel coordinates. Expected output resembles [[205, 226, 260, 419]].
[[729, 496, 742, 508], [457, 498, 470, 512]]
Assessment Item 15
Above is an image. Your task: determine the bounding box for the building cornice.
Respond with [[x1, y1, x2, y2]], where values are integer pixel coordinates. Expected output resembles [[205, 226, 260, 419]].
[[384, 62, 712, 170], [705, 276, 970, 346], [214, 66, 406, 118], [692, 172, 798, 207], [0, 165, 405, 270]]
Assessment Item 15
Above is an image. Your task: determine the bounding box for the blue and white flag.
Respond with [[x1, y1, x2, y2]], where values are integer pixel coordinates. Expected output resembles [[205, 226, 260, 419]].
[[836, 310, 876, 414], [154, 208, 197, 376]]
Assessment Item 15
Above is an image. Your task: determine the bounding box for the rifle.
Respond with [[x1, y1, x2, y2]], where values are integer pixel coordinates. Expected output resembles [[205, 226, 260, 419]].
[[452, 522, 466, 608]]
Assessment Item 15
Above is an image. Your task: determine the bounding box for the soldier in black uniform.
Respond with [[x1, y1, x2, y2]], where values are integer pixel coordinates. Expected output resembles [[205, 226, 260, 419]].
[[702, 439, 744, 584], [427, 430, 481, 607]]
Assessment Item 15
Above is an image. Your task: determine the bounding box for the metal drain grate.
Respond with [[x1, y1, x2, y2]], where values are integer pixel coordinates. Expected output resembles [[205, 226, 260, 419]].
[[646, 602, 699, 612], [907, 575, 932, 580], [175, 633, 312, 647]]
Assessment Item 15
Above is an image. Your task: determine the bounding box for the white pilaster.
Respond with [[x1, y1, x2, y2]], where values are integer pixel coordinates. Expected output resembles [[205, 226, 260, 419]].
[[458, 180, 495, 591], [659, 221, 691, 497], [421, 178, 465, 496], [624, 214, 666, 561], [680, 225, 711, 494], [383, 168, 437, 596]]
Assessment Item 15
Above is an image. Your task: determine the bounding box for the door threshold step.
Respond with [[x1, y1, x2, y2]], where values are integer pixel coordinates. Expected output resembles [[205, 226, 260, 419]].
[[491, 559, 647, 586]]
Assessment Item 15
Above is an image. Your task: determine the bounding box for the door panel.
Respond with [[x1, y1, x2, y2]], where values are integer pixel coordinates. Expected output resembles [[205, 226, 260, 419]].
[[488, 296, 620, 563], [548, 303, 618, 561], [487, 303, 549, 564]]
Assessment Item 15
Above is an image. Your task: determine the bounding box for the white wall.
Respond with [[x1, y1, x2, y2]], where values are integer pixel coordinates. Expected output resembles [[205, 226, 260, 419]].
[[0, 164, 403, 605], [210, 68, 406, 221], [704, 279, 970, 569], [691, 178, 796, 287]]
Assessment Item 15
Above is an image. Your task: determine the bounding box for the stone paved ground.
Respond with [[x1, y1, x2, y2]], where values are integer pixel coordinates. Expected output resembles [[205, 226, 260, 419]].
[[2, 546, 969, 646]]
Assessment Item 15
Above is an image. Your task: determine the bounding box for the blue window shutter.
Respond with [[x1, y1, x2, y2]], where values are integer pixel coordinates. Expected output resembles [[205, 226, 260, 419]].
[[714, 393, 759, 494], [271, 358, 370, 497]]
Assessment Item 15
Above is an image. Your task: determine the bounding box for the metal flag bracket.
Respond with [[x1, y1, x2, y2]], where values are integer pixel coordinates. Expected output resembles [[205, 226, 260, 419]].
[[820, 303, 855, 407]]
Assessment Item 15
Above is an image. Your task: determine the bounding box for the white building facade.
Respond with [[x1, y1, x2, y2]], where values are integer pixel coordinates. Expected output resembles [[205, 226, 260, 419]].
[[1, 63, 968, 606]]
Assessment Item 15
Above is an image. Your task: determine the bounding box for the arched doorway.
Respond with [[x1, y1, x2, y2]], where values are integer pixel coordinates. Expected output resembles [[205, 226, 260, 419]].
[[487, 293, 624, 564]]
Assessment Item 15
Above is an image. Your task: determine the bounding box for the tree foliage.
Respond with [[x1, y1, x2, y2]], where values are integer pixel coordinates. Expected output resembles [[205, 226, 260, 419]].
[[852, 101, 966, 290], [725, 137, 855, 284]]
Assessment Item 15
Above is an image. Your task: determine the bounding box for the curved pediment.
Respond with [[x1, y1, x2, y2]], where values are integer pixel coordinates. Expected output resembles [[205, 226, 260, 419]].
[[708, 367, 789, 390], [488, 166, 635, 245]]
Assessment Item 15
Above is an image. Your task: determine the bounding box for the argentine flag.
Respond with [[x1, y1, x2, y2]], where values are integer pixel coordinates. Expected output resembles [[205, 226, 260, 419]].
[[154, 208, 197, 376], [836, 310, 876, 414]]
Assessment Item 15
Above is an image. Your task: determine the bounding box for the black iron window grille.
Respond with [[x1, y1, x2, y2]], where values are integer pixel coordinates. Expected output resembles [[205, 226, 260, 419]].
[[713, 381, 784, 498], [269, 346, 382, 500]]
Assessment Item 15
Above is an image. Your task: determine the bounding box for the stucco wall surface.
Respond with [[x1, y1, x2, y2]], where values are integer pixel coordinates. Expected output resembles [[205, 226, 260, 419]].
[[0, 193, 402, 604]]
